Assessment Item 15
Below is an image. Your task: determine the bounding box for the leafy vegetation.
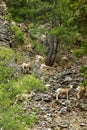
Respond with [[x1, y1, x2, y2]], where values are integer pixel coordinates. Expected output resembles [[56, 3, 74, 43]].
[[71, 0, 87, 86], [5, 0, 52, 22], [5, 0, 79, 65], [0, 47, 18, 83], [33, 40, 46, 56], [0, 47, 46, 129], [12, 75, 46, 94], [0, 92, 37, 129], [11, 25, 24, 45], [0, 76, 45, 129], [70, 0, 87, 35], [0, 75, 45, 129], [74, 41, 87, 58], [3, 0, 87, 87], [80, 66, 87, 86], [74, 40, 87, 86]]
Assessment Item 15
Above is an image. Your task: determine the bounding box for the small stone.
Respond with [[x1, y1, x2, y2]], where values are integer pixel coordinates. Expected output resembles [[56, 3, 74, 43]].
[[58, 122, 69, 128], [47, 128, 52, 130], [78, 103, 87, 111], [54, 116, 62, 123], [64, 76, 72, 82], [58, 107, 67, 114], [45, 84, 51, 87]]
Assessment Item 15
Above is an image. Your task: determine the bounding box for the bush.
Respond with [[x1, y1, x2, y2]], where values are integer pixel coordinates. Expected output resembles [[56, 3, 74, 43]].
[[74, 40, 87, 58], [0, 47, 15, 61], [80, 66, 87, 86], [74, 40, 87, 86], [0, 47, 16, 83], [0, 101, 37, 129], [0, 73, 46, 129], [14, 75, 46, 93], [33, 40, 46, 56], [0, 47, 23, 83], [11, 25, 24, 45]]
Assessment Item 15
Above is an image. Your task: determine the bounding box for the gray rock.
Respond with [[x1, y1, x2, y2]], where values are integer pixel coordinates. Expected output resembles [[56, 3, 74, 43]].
[[0, 8, 13, 47], [58, 107, 67, 114], [8, 62, 21, 73], [78, 103, 87, 111], [64, 76, 73, 82]]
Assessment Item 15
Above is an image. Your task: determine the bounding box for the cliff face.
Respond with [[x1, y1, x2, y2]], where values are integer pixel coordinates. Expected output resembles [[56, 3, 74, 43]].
[[0, 1, 13, 47]]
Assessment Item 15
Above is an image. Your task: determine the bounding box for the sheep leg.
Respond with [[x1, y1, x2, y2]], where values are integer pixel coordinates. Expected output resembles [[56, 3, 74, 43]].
[[66, 92, 69, 102], [56, 93, 59, 101], [77, 92, 80, 99]]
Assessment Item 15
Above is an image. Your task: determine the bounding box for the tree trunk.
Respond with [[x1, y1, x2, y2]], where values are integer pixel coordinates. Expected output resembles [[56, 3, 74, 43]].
[[45, 35, 54, 66], [45, 35, 59, 66]]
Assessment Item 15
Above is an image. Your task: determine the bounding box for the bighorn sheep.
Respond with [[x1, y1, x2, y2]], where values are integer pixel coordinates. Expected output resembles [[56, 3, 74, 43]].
[[55, 85, 73, 101], [35, 55, 45, 63], [76, 86, 86, 99], [20, 63, 31, 70]]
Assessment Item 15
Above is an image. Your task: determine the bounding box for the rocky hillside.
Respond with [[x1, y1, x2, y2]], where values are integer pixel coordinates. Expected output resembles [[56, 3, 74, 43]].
[[0, 1, 13, 47], [0, 1, 87, 130]]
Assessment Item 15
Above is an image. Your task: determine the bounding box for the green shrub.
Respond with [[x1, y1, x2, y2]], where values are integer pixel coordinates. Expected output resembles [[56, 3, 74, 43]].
[[11, 25, 24, 45], [0, 74, 45, 129], [0, 46, 23, 62], [14, 75, 46, 93], [74, 40, 87, 86], [0, 47, 16, 83], [0, 62, 15, 83], [0, 103, 37, 130], [33, 40, 46, 56], [74, 41, 87, 58], [0, 47, 15, 61], [0, 74, 46, 129], [80, 66, 87, 86], [0, 47, 22, 83]]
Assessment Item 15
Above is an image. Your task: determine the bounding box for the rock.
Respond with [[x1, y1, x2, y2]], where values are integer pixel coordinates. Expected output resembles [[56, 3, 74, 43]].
[[0, 17, 13, 47], [9, 62, 21, 73], [34, 93, 52, 102], [58, 107, 67, 114], [47, 128, 52, 130], [44, 94, 52, 102], [34, 95, 42, 101], [80, 123, 87, 127], [64, 76, 73, 82], [78, 103, 87, 111], [54, 116, 62, 123], [34, 93, 44, 101], [44, 115, 52, 122], [45, 83, 51, 87], [39, 34, 47, 44], [58, 121, 69, 128], [61, 56, 68, 61]]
